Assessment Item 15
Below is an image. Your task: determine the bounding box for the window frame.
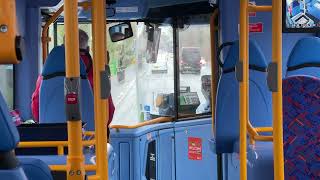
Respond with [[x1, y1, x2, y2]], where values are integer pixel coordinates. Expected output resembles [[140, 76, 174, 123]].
[[47, 16, 214, 124]]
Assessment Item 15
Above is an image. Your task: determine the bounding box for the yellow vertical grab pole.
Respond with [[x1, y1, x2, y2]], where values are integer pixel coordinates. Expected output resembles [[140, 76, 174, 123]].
[[210, 9, 219, 131], [0, 0, 22, 64], [271, 0, 284, 180], [239, 0, 249, 180], [64, 0, 85, 180], [92, 0, 109, 179]]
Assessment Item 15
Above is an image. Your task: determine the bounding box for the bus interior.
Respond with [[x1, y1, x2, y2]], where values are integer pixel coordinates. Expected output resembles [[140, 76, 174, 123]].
[[0, 0, 319, 180]]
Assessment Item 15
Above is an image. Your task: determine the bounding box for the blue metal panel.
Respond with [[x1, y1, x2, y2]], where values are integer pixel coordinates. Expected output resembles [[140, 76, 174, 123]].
[[174, 118, 212, 128], [110, 122, 175, 180], [119, 143, 130, 180], [158, 129, 175, 180], [110, 137, 134, 180], [78, 0, 147, 20], [174, 119, 217, 180], [15, 4, 41, 119]]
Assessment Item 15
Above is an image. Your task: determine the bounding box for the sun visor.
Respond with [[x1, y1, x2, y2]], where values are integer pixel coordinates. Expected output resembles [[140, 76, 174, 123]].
[[145, 0, 215, 19]]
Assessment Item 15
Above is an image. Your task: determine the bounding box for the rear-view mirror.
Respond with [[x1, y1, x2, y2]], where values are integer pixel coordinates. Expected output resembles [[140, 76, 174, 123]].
[[109, 22, 133, 42]]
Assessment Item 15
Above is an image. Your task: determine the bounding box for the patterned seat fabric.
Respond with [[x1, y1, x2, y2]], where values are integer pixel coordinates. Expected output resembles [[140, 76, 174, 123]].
[[283, 76, 320, 179]]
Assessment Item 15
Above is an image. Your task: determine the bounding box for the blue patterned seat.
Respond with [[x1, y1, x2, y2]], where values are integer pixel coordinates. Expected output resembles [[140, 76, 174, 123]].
[[283, 76, 320, 179]]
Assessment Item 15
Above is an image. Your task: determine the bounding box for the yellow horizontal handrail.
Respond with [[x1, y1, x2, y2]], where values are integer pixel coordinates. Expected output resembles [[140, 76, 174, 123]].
[[255, 127, 273, 133], [248, 5, 272, 12], [254, 135, 273, 141], [247, 120, 274, 143], [84, 131, 95, 137], [50, 164, 96, 171], [110, 117, 173, 129], [18, 140, 95, 155], [18, 140, 95, 148]]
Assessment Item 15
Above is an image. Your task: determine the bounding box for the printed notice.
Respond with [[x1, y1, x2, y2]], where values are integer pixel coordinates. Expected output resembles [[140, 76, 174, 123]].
[[188, 137, 202, 160]]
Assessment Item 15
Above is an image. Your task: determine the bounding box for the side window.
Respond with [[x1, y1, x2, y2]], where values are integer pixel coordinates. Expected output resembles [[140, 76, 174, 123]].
[[178, 24, 212, 118], [0, 65, 14, 109]]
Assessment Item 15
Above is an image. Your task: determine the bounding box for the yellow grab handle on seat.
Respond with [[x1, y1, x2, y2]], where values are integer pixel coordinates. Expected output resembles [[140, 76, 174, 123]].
[[0, 0, 23, 64]]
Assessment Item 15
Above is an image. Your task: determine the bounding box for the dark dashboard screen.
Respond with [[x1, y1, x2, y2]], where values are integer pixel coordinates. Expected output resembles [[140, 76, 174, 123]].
[[284, 0, 320, 32]]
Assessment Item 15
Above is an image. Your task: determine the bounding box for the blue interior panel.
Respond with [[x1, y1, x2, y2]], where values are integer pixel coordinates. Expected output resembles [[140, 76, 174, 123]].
[[15, 0, 41, 119], [174, 118, 217, 180], [110, 119, 217, 180], [158, 129, 175, 180], [110, 122, 174, 180], [222, 154, 240, 180], [222, 142, 274, 180], [119, 143, 130, 180]]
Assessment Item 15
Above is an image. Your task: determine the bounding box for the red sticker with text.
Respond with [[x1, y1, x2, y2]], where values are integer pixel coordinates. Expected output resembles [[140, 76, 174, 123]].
[[188, 137, 202, 160], [249, 22, 263, 33], [249, 12, 256, 17], [66, 93, 78, 104]]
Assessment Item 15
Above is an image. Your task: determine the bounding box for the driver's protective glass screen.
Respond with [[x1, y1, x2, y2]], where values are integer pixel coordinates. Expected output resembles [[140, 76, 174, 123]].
[[285, 0, 320, 29], [48, 17, 213, 125], [49, 22, 175, 125], [178, 24, 211, 117]]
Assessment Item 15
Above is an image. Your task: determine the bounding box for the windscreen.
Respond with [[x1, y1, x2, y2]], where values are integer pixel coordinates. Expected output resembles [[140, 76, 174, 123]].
[[285, 0, 320, 31]]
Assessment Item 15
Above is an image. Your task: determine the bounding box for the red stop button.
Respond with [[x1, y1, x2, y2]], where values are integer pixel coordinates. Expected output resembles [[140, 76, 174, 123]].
[[66, 93, 78, 104]]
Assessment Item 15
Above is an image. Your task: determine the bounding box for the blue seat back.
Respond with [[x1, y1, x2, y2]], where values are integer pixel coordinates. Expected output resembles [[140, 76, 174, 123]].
[[215, 40, 272, 153], [19, 158, 53, 180], [39, 46, 95, 131], [0, 90, 52, 179], [286, 37, 320, 78], [283, 76, 320, 179], [0, 91, 22, 178], [0, 92, 20, 151]]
